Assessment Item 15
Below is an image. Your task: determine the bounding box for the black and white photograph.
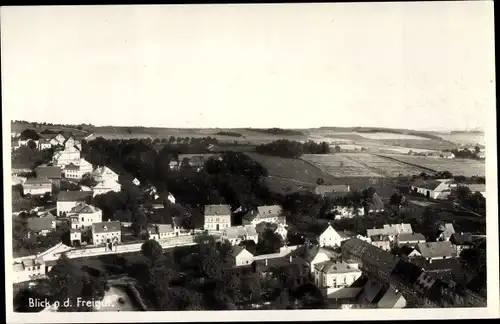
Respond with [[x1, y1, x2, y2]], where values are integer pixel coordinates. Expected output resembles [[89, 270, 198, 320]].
[[2, 2, 498, 322]]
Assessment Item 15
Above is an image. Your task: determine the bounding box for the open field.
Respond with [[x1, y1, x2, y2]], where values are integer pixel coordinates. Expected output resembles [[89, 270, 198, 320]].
[[378, 154, 485, 177], [301, 153, 427, 178], [438, 133, 485, 146]]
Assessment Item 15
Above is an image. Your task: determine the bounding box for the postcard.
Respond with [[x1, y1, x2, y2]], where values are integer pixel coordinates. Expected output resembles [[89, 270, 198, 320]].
[[2, 2, 498, 323]]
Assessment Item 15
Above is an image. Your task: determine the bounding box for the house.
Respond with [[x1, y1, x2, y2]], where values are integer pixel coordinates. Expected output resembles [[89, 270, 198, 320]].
[[415, 242, 455, 261], [27, 216, 56, 238], [440, 152, 455, 159], [22, 178, 52, 196], [398, 245, 422, 258], [37, 138, 52, 150], [410, 180, 452, 200], [436, 178, 458, 188], [377, 287, 407, 308], [315, 184, 351, 197], [56, 191, 93, 216], [220, 225, 258, 245], [64, 136, 76, 150], [148, 224, 177, 240], [62, 159, 93, 179], [467, 184, 486, 198], [366, 223, 413, 241], [68, 202, 103, 230], [369, 235, 392, 251], [313, 260, 362, 290], [91, 221, 121, 247], [70, 228, 82, 246], [243, 205, 286, 226], [341, 238, 400, 281], [12, 175, 27, 185], [204, 204, 232, 231], [91, 166, 119, 183], [317, 224, 344, 247], [290, 245, 339, 275], [438, 223, 456, 241], [52, 133, 66, 145], [13, 258, 46, 284], [230, 246, 255, 267], [132, 178, 141, 186], [450, 233, 476, 255], [35, 166, 62, 183], [52, 147, 81, 167], [476, 152, 485, 160], [92, 180, 122, 197], [253, 255, 310, 282], [395, 233, 426, 247]]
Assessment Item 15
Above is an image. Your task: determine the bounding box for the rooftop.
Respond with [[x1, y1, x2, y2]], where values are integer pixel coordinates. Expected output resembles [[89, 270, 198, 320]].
[[256, 205, 283, 218], [222, 225, 257, 239], [27, 217, 54, 232], [204, 204, 231, 216], [314, 260, 361, 274], [397, 233, 426, 242], [69, 202, 101, 214], [416, 241, 454, 259], [92, 221, 121, 233], [342, 238, 400, 275], [35, 166, 62, 179], [24, 177, 52, 185], [412, 179, 449, 191], [58, 190, 93, 202]]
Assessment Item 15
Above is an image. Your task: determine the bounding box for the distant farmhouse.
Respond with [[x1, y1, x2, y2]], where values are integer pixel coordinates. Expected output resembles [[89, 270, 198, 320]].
[[410, 180, 452, 200]]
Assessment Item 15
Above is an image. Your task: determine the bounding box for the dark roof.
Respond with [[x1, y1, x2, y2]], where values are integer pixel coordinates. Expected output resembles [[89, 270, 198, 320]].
[[397, 233, 426, 242], [392, 259, 423, 285], [450, 233, 475, 246], [24, 177, 52, 185], [35, 166, 62, 179], [64, 163, 79, 170], [92, 221, 121, 233], [27, 217, 54, 232], [254, 256, 309, 274], [416, 242, 454, 259], [204, 204, 231, 216], [399, 245, 417, 256], [341, 238, 400, 275], [58, 190, 93, 202]]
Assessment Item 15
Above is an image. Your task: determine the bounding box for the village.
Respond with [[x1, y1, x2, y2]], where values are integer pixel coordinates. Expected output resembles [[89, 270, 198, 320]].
[[11, 128, 487, 311]]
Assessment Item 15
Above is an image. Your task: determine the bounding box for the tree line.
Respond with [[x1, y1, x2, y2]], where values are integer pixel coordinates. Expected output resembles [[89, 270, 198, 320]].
[[255, 139, 330, 158]]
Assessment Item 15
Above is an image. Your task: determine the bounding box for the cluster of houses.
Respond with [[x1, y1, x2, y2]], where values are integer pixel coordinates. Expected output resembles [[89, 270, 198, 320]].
[[410, 178, 485, 200], [168, 153, 222, 172]]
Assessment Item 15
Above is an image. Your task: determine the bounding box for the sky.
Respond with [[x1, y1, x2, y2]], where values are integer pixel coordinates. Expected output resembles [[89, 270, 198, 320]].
[[1, 2, 495, 131]]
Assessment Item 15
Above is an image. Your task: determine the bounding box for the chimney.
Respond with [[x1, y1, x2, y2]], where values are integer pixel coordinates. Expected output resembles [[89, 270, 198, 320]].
[[265, 259, 268, 266]]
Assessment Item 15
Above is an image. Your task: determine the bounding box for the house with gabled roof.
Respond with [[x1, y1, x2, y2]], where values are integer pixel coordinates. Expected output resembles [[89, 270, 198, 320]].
[[395, 233, 426, 247], [415, 241, 455, 261], [230, 246, 255, 267], [314, 260, 362, 290], [242, 205, 286, 226], [68, 202, 102, 230], [92, 179, 122, 197], [91, 166, 119, 183], [377, 287, 407, 308], [22, 177, 52, 196], [13, 257, 47, 284], [35, 166, 62, 182], [366, 223, 413, 242], [410, 180, 452, 200], [57, 190, 93, 216], [369, 234, 392, 251], [450, 233, 476, 255], [92, 221, 121, 248], [220, 225, 258, 246], [204, 204, 232, 231], [317, 224, 345, 248], [148, 224, 176, 240]]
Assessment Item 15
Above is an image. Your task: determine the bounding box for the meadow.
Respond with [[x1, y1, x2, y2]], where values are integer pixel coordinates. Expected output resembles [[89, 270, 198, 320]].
[[379, 154, 486, 177]]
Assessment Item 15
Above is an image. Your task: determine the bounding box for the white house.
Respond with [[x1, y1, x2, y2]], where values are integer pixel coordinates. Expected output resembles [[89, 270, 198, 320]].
[[243, 205, 286, 226], [92, 180, 122, 197], [291, 245, 339, 275], [70, 228, 82, 246], [369, 235, 392, 251], [204, 204, 232, 231], [62, 158, 93, 179], [57, 191, 93, 216], [440, 152, 455, 159], [52, 133, 66, 145], [220, 225, 258, 246], [314, 260, 362, 290], [332, 206, 365, 219], [148, 224, 177, 240], [64, 136, 76, 150], [52, 147, 81, 167], [23, 178, 52, 196], [91, 166, 119, 183], [92, 221, 121, 247], [166, 192, 176, 204], [132, 178, 141, 186], [410, 180, 452, 200], [230, 246, 255, 267], [37, 139, 52, 150], [68, 202, 103, 230], [13, 258, 46, 284], [366, 223, 413, 242], [317, 224, 345, 248]]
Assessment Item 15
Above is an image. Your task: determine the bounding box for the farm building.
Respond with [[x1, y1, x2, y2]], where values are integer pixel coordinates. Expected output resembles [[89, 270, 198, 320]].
[[410, 180, 452, 200]]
